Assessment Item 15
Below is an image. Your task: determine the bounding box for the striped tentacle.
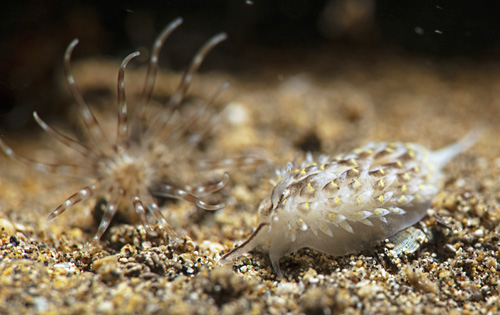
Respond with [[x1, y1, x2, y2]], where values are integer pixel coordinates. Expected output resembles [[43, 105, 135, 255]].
[[145, 32, 227, 140], [182, 172, 229, 197], [131, 17, 184, 136], [116, 51, 141, 145], [33, 112, 99, 161], [48, 184, 97, 219], [153, 183, 225, 211], [0, 138, 94, 178], [64, 39, 109, 154]]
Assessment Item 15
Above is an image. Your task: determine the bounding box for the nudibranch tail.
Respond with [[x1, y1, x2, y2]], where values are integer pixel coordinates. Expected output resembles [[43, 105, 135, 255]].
[[430, 128, 482, 169]]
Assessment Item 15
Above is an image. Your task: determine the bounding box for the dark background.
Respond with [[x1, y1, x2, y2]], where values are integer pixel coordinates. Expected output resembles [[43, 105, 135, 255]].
[[2, 0, 500, 130]]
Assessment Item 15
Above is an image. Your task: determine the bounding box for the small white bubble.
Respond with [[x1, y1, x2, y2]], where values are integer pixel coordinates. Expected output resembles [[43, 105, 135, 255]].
[[224, 102, 248, 125], [435, 29, 443, 34], [414, 26, 424, 35]]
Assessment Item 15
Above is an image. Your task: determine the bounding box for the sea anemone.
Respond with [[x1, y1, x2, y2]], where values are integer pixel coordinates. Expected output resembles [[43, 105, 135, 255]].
[[0, 17, 231, 244]]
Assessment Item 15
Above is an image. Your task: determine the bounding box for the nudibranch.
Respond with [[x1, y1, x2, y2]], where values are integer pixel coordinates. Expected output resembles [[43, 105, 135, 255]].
[[221, 132, 479, 276]]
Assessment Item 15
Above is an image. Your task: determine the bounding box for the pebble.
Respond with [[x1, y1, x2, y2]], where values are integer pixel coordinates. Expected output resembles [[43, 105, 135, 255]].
[[473, 229, 484, 238]]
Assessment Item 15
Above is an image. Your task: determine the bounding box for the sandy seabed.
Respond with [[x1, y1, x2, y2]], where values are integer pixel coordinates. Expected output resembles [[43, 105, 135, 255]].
[[1, 42, 500, 314]]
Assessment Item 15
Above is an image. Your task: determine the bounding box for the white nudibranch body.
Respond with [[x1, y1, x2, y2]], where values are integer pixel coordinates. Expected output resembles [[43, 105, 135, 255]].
[[221, 132, 479, 276]]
